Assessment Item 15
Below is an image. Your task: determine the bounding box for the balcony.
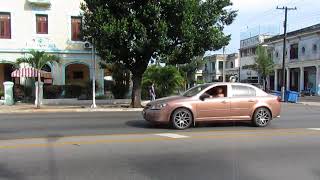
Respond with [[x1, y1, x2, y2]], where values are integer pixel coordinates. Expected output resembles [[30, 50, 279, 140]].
[[27, 0, 51, 7]]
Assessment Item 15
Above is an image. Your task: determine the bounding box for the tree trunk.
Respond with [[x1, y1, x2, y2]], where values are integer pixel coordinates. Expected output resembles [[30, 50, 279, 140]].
[[130, 73, 143, 108]]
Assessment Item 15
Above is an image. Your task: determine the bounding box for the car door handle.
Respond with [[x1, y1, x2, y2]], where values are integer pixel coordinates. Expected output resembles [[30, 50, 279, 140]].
[[248, 100, 256, 102], [221, 100, 228, 103]]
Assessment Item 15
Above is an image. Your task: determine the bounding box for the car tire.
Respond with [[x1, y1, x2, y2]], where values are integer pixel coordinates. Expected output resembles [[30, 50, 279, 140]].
[[252, 107, 272, 127], [171, 108, 193, 130]]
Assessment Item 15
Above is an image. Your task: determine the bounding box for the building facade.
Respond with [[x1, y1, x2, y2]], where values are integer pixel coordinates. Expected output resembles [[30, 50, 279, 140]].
[[0, 0, 105, 95], [264, 24, 320, 95], [203, 53, 239, 83], [239, 34, 271, 84]]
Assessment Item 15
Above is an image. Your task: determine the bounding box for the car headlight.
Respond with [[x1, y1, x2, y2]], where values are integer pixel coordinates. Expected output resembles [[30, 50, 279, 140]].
[[150, 103, 167, 110]]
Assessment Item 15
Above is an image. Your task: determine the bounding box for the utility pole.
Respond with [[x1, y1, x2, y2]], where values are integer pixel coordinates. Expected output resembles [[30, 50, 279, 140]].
[[91, 39, 97, 108], [222, 46, 226, 82], [277, 6, 297, 101]]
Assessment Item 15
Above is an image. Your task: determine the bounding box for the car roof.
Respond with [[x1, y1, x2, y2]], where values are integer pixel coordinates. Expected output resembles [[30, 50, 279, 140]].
[[203, 82, 255, 87]]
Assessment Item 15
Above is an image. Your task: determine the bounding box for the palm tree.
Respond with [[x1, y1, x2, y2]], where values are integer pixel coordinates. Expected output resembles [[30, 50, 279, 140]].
[[16, 50, 60, 108]]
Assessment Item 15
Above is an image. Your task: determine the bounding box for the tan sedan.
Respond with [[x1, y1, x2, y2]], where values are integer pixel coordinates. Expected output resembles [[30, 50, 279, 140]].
[[143, 83, 281, 129]]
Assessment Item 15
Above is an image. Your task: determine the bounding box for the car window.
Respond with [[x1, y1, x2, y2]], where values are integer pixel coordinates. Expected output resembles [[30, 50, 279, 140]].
[[183, 84, 211, 97], [203, 85, 228, 98], [232, 85, 256, 97]]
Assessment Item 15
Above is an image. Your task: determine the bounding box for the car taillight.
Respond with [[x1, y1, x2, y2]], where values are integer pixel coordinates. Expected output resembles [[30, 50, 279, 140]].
[[277, 96, 281, 102]]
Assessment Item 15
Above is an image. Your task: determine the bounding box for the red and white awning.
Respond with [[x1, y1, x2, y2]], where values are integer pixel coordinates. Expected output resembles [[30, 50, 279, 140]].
[[11, 68, 52, 78]]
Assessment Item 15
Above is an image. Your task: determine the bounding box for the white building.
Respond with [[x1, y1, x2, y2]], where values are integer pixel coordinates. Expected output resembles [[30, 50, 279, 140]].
[[203, 53, 239, 82], [264, 23, 320, 95], [0, 0, 106, 97], [239, 34, 271, 84]]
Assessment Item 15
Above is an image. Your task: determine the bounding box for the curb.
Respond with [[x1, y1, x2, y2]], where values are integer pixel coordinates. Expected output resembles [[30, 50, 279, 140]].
[[0, 108, 144, 114], [299, 102, 320, 107]]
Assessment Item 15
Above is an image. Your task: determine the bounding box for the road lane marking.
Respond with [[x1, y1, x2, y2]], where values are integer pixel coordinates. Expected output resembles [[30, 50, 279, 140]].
[[307, 128, 320, 131], [0, 128, 306, 142], [155, 133, 189, 139], [1, 131, 320, 150]]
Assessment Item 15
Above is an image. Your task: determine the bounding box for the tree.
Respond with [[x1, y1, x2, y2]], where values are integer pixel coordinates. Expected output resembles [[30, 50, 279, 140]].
[[110, 63, 131, 99], [178, 56, 206, 89], [247, 45, 274, 91], [142, 65, 184, 99], [81, 0, 236, 107], [16, 50, 60, 108]]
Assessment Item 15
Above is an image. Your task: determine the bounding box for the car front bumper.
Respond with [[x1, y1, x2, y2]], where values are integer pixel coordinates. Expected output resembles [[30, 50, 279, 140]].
[[142, 108, 171, 124]]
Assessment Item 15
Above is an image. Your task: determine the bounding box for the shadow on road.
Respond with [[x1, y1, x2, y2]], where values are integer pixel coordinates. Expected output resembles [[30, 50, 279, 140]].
[[126, 120, 254, 130], [0, 164, 24, 180], [46, 134, 63, 180], [125, 120, 170, 129]]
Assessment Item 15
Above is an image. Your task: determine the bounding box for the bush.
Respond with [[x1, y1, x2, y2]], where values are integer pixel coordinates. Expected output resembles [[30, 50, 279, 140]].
[[0, 89, 3, 98], [43, 85, 63, 99], [142, 65, 184, 99], [96, 95, 107, 100], [13, 85, 33, 102], [63, 85, 83, 98], [80, 80, 99, 100]]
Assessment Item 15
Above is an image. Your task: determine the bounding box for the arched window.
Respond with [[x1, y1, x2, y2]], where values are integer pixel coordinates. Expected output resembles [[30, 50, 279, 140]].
[[41, 64, 51, 72]]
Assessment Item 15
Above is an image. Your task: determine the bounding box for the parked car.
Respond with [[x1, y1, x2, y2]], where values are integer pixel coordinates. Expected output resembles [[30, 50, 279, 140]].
[[143, 82, 281, 129]]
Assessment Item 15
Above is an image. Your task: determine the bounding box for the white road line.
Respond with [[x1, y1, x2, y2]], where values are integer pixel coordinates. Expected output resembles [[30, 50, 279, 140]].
[[155, 133, 189, 139], [307, 128, 320, 131]]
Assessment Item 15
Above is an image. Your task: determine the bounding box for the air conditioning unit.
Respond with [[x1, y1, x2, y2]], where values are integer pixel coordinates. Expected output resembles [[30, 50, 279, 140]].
[[84, 41, 92, 49]]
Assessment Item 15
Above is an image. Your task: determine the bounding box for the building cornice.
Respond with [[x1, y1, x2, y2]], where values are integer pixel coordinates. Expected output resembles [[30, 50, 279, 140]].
[[0, 48, 92, 54]]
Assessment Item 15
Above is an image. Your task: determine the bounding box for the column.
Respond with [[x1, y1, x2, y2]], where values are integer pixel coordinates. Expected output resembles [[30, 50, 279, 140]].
[[299, 66, 304, 92], [35, 82, 44, 106], [316, 65, 320, 96], [274, 69, 278, 91], [286, 68, 290, 91], [3, 81, 14, 106]]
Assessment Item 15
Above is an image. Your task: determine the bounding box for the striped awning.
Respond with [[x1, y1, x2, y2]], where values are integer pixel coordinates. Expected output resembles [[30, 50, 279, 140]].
[[11, 68, 52, 78]]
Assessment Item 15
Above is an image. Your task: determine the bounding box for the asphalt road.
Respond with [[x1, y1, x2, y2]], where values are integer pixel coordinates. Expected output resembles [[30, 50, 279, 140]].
[[0, 103, 320, 140], [0, 103, 320, 180]]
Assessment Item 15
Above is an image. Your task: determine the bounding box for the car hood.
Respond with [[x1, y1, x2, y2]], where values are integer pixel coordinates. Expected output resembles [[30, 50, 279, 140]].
[[149, 96, 187, 105]]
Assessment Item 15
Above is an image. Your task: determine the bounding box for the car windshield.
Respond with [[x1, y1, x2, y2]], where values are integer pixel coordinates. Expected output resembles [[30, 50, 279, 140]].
[[182, 84, 211, 97]]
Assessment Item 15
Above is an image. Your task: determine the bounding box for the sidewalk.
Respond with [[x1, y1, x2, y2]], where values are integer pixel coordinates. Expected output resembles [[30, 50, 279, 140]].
[[0, 103, 147, 114], [299, 96, 320, 106]]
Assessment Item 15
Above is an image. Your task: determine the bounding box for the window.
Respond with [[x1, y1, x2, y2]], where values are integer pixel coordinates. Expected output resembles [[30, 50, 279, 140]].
[[218, 61, 223, 70], [204, 85, 227, 98], [232, 85, 256, 97], [301, 47, 306, 55], [211, 62, 215, 71], [290, 44, 298, 59], [230, 62, 234, 68], [73, 71, 84, 79], [36, 14, 48, 34], [313, 44, 317, 52], [0, 13, 11, 39], [71, 16, 82, 41], [275, 51, 279, 58]]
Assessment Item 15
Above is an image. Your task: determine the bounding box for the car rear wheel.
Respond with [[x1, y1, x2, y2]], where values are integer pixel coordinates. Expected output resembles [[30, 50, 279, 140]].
[[171, 108, 193, 130], [252, 107, 272, 127]]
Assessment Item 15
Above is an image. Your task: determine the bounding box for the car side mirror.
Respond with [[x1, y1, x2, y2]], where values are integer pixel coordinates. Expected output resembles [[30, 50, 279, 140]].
[[200, 93, 210, 101]]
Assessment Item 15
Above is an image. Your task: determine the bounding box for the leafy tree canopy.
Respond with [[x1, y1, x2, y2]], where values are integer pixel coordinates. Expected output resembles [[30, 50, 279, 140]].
[[81, 0, 237, 107]]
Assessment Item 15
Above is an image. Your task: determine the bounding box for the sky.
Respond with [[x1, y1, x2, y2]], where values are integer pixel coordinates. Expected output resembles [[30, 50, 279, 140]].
[[207, 0, 320, 55]]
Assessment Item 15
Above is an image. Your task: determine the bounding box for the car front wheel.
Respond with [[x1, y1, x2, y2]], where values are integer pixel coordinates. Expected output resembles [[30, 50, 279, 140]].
[[252, 107, 272, 127], [171, 108, 193, 130]]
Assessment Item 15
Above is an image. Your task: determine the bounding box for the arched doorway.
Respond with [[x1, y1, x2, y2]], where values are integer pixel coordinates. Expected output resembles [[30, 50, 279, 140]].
[[65, 63, 90, 86], [0, 63, 14, 92], [64, 63, 90, 98]]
